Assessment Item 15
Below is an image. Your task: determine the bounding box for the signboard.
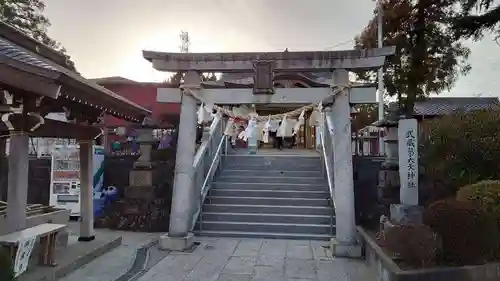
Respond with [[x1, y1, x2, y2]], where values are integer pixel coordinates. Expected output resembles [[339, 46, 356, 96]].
[[398, 118, 419, 205], [14, 236, 37, 277], [253, 60, 274, 94]]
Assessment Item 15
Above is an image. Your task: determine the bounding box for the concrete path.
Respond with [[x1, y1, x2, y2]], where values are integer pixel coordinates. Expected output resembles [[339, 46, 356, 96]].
[[59, 222, 160, 281], [138, 237, 374, 281]]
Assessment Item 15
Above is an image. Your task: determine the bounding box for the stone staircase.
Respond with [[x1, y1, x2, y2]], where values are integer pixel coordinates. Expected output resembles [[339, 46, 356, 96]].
[[195, 153, 334, 240]]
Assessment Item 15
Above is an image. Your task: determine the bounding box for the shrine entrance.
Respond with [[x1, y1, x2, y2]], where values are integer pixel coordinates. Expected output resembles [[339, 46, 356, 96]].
[[256, 105, 317, 150], [144, 47, 395, 255]]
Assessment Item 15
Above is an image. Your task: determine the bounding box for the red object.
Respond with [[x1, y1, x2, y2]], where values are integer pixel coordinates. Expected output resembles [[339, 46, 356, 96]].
[[93, 77, 181, 128], [91, 77, 181, 147]]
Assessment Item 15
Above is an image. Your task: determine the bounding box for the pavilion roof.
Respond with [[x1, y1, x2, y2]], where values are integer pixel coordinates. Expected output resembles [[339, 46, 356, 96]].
[[0, 21, 151, 123], [414, 97, 500, 116]]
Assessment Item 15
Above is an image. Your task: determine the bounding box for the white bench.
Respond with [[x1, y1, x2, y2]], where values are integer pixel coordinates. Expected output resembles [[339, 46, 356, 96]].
[[0, 223, 66, 267]]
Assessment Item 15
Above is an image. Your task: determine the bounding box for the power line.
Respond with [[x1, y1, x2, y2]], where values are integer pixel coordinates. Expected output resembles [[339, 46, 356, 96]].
[[322, 39, 355, 50]]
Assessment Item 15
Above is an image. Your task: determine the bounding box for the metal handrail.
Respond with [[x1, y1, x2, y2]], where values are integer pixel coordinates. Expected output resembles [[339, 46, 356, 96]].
[[319, 112, 336, 236], [190, 115, 226, 231]]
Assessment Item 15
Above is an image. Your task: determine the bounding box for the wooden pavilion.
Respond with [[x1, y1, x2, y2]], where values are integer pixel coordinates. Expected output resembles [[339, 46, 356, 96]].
[[0, 21, 151, 242]]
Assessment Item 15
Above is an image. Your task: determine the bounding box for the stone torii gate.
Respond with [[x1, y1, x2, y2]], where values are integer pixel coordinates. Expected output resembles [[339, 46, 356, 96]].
[[143, 47, 395, 253]]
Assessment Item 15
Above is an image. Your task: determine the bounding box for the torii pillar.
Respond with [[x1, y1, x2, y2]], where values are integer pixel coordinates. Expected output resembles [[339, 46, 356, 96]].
[[328, 69, 362, 258], [159, 71, 200, 251]]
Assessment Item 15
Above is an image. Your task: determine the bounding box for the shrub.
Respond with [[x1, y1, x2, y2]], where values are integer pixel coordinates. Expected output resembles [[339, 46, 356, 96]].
[[423, 199, 499, 265], [419, 176, 456, 207], [457, 180, 500, 228], [382, 224, 441, 268], [0, 247, 14, 281], [419, 109, 500, 192]]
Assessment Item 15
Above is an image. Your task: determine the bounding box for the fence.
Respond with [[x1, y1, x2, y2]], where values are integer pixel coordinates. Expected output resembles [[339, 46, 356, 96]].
[[352, 135, 383, 156]]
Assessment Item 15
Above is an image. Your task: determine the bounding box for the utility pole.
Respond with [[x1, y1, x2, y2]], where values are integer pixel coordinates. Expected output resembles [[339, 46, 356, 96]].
[[169, 31, 190, 85], [179, 31, 190, 53], [376, 0, 385, 155]]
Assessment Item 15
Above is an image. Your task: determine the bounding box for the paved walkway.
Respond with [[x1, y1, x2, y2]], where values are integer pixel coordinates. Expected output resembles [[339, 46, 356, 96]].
[[138, 237, 374, 281], [59, 222, 160, 281]]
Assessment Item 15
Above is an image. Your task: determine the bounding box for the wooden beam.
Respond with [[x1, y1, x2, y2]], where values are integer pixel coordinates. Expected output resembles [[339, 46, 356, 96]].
[[157, 87, 377, 105], [0, 115, 99, 138], [0, 63, 61, 99]]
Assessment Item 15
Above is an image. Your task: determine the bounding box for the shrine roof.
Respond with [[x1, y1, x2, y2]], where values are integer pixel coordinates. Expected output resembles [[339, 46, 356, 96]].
[[90, 76, 171, 87], [414, 97, 500, 116], [0, 21, 151, 122]]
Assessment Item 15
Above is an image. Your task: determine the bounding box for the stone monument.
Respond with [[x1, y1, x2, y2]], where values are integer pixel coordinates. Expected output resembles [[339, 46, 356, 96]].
[[107, 125, 170, 231], [390, 117, 422, 224], [376, 104, 422, 224], [375, 103, 400, 207]]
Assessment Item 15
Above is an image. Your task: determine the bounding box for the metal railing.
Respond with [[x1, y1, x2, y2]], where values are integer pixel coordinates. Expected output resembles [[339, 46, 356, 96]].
[[190, 115, 227, 231], [318, 112, 336, 236]]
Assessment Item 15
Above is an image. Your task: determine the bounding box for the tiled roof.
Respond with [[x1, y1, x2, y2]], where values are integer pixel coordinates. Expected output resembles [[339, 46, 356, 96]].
[[89, 76, 138, 84], [0, 37, 57, 71], [414, 97, 500, 116], [0, 21, 151, 120]]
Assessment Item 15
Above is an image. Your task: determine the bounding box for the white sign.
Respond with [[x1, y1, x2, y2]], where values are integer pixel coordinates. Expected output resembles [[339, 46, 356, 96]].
[[14, 236, 37, 277], [398, 118, 419, 205]]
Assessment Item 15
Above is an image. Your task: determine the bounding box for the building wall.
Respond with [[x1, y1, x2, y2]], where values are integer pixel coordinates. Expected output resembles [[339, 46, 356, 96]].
[[99, 83, 181, 128]]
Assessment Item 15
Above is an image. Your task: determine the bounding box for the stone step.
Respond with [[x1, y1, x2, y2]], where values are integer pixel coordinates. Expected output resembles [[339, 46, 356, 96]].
[[208, 196, 330, 207], [223, 163, 322, 171], [221, 169, 323, 178], [212, 182, 327, 191], [196, 221, 333, 235], [223, 155, 321, 165], [202, 212, 333, 225], [210, 189, 329, 199], [195, 230, 331, 241], [203, 204, 332, 216], [216, 175, 325, 185]]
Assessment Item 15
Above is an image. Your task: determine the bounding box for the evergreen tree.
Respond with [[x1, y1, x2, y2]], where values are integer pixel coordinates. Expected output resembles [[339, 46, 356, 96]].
[[0, 0, 76, 70], [452, 0, 500, 40]]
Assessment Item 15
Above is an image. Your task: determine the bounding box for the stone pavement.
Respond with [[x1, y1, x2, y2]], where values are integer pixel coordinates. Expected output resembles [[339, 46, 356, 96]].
[[59, 222, 160, 281], [138, 237, 375, 281]]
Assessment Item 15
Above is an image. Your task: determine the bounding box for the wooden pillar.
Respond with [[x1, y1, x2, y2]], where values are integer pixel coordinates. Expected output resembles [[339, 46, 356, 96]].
[[102, 127, 110, 154], [78, 139, 95, 241], [0, 138, 6, 201], [304, 111, 312, 149], [6, 131, 29, 232]]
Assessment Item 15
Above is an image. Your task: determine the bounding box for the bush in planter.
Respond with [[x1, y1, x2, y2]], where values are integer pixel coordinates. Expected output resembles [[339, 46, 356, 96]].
[[419, 109, 500, 193], [457, 180, 500, 227], [0, 247, 14, 281], [457, 180, 500, 258], [423, 199, 499, 265], [382, 224, 441, 268]]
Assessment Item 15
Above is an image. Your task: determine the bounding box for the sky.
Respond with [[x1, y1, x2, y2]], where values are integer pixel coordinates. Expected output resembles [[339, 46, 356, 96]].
[[42, 0, 500, 97]]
